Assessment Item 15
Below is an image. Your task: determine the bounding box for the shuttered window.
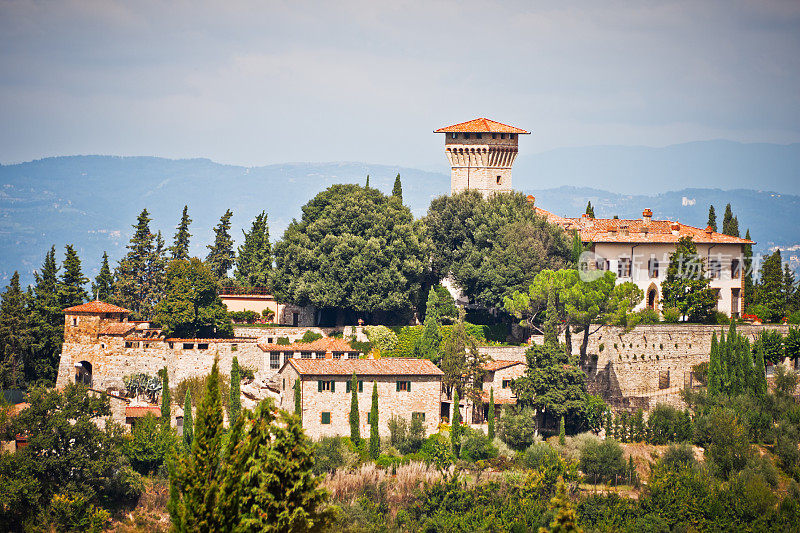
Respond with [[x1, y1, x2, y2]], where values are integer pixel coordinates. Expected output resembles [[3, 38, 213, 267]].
[[396, 381, 411, 392], [321, 412, 331, 424]]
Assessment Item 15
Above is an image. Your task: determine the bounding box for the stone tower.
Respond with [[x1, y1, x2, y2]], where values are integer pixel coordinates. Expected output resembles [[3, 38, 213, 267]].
[[434, 118, 529, 196]]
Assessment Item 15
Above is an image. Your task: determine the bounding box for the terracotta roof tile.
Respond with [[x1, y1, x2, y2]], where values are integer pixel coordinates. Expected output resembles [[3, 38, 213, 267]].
[[63, 300, 131, 314], [99, 322, 137, 336], [435, 118, 529, 134], [482, 360, 525, 372], [258, 336, 357, 353], [534, 207, 754, 245], [125, 405, 161, 418], [286, 358, 444, 377]]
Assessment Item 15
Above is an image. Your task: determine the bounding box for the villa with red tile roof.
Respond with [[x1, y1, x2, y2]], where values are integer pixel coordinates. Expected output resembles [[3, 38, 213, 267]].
[[435, 118, 530, 197], [529, 196, 754, 317]]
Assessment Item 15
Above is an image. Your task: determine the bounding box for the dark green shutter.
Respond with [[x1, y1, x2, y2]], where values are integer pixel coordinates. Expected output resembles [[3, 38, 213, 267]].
[[407, 381, 411, 392], [331, 380, 335, 393], [318, 380, 322, 392], [396, 381, 400, 392], [359, 381, 363, 392]]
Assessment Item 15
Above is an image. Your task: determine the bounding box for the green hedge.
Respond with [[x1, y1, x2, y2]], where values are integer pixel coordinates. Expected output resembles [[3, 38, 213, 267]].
[[388, 322, 509, 358]]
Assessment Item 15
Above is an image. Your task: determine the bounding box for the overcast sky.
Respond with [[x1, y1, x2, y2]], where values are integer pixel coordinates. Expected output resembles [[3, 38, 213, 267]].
[[1, 0, 799, 169]]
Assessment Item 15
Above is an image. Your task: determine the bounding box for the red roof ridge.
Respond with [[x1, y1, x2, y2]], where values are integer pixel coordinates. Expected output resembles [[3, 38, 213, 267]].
[[435, 117, 530, 134], [482, 360, 525, 371], [285, 357, 444, 376], [63, 300, 131, 314]]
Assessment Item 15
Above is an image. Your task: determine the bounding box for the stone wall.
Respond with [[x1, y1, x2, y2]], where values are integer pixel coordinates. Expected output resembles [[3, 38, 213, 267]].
[[233, 325, 368, 343], [478, 346, 528, 363]]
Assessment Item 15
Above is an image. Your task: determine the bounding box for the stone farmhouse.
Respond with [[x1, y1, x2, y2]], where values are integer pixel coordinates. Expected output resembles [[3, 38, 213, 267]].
[[277, 358, 443, 439]]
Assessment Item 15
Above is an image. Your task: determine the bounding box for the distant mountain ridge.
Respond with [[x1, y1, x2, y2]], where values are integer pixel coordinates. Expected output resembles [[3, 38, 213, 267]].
[[1, 152, 798, 286]]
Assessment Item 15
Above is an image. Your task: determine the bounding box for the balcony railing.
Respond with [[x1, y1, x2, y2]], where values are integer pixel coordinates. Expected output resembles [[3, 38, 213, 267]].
[[219, 286, 272, 296]]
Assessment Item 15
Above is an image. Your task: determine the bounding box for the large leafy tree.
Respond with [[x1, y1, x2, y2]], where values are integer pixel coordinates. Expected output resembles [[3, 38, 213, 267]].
[[0, 272, 28, 388], [753, 249, 784, 322], [58, 244, 88, 308], [113, 209, 166, 319], [660, 236, 718, 322], [154, 258, 233, 338], [425, 191, 571, 309], [234, 211, 272, 288], [26, 246, 63, 385], [93, 251, 115, 301], [273, 184, 427, 321], [206, 209, 235, 281], [172, 205, 192, 260]]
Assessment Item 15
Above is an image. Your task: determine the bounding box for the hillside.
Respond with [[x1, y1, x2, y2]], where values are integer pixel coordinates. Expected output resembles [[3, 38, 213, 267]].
[[1, 154, 798, 285]]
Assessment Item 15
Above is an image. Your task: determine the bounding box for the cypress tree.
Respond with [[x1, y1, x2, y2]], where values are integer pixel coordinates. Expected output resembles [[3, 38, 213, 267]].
[[585, 200, 595, 218], [206, 209, 235, 281], [0, 272, 27, 388], [161, 366, 171, 425], [744, 229, 754, 311], [753, 336, 768, 398], [707, 205, 717, 232], [708, 332, 720, 396], [178, 358, 224, 531], [172, 205, 192, 260], [451, 388, 460, 458], [365, 174, 370, 188], [294, 378, 302, 420], [417, 287, 442, 361], [114, 209, 156, 317], [93, 251, 115, 301], [230, 356, 241, 423], [392, 173, 402, 201], [783, 263, 796, 318], [59, 244, 88, 308], [558, 415, 566, 445], [544, 480, 581, 532], [369, 381, 379, 460], [544, 287, 559, 346], [722, 203, 735, 236], [349, 372, 360, 445], [234, 211, 272, 288], [183, 389, 193, 448], [26, 246, 63, 385], [570, 230, 584, 266], [487, 387, 495, 441]]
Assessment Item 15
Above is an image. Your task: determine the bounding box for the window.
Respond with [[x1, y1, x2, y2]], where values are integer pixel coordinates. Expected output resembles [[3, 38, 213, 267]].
[[72, 317, 78, 326], [284, 351, 293, 365], [732, 288, 741, 318], [346, 380, 364, 393], [367, 412, 372, 424], [731, 259, 741, 279], [270, 352, 280, 369], [617, 258, 632, 278], [183, 343, 194, 350], [648, 258, 659, 278], [464, 133, 470, 139], [348, 352, 359, 359], [333, 351, 343, 359], [318, 380, 335, 392], [500, 133, 506, 139], [301, 351, 312, 359], [659, 370, 670, 389], [321, 412, 331, 424], [197, 343, 209, 350], [596, 258, 610, 271], [315, 351, 326, 359], [282, 379, 285, 390], [397, 380, 411, 392], [451, 133, 457, 139], [492, 133, 497, 139], [231, 344, 238, 352], [168, 342, 174, 349], [412, 412, 425, 422], [496, 175, 502, 185], [510, 134, 516, 139], [475, 133, 482, 139], [709, 259, 721, 279], [502, 379, 511, 389]]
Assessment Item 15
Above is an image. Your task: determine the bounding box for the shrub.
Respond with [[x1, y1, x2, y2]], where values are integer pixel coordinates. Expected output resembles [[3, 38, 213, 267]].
[[705, 407, 752, 479], [313, 437, 349, 475], [659, 442, 697, 472], [46, 493, 111, 533], [387, 415, 424, 455], [419, 433, 453, 468], [714, 311, 730, 325], [122, 414, 178, 475], [580, 439, 626, 484], [459, 427, 498, 462], [636, 308, 660, 325], [175, 374, 230, 410], [692, 361, 709, 385], [239, 366, 256, 381], [364, 326, 399, 356], [662, 307, 681, 323], [789, 311, 800, 325], [276, 336, 291, 346], [391, 326, 424, 358], [301, 330, 323, 343], [261, 308, 275, 320], [228, 310, 260, 324], [647, 404, 689, 445], [748, 304, 773, 323], [498, 408, 539, 451]]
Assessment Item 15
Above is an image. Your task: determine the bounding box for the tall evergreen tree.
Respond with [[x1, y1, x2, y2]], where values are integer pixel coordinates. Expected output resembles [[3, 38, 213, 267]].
[[206, 210, 235, 281], [487, 387, 495, 441], [708, 332, 720, 396], [743, 229, 754, 311], [93, 251, 115, 301], [754, 249, 784, 321], [661, 236, 717, 322], [0, 272, 27, 388], [349, 372, 360, 445], [707, 205, 717, 232], [392, 173, 402, 201], [234, 211, 272, 288], [752, 335, 768, 398], [161, 366, 171, 425], [570, 230, 584, 266], [183, 389, 193, 449], [417, 287, 442, 361], [722, 203, 740, 237], [543, 287, 559, 346], [585, 201, 595, 218], [369, 381, 379, 460], [365, 174, 370, 188], [783, 263, 796, 317], [294, 378, 302, 419], [58, 244, 88, 308], [229, 356, 241, 423], [26, 246, 63, 385], [542, 480, 581, 533], [113, 209, 165, 318], [451, 388, 460, 458], [169, 358, 224, 532], [172, 205, 192, 260]]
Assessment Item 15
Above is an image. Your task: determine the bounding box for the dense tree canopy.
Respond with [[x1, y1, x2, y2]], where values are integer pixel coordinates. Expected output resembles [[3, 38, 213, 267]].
[[234, 211, 272, 288], [273, 184, 428, 321], [661, 236, 717, 322], [0, 272, 27, 388], [154, 258, 233, 338], [93, 251, 115, 301], [113, 208, 166, 319], [425, 191, 571, 309], [206, 209, 235, 281], [26, 246, 64, 386], [171, 205, 192, 260]]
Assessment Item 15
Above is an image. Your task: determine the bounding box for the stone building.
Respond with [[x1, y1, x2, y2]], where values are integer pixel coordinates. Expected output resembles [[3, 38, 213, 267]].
[[435, 118, 529, 197], [533, 202, 753, 317], [219, 288, 315, 326], [277, 358, 443, 440]]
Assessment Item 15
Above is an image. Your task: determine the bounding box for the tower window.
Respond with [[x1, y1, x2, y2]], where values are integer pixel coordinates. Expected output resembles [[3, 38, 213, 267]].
[[492, 133, 497, 139], [496, 175, 502, 185], [500, 133, 506, 139], [464, 133, 470, 139], [475, 133, 482, 139], [510, 134, 516, 139]]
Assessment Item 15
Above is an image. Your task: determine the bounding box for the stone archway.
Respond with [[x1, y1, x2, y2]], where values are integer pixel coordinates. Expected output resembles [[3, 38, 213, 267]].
[[75, 360, 92, 387], [646, 283, 659, 311]]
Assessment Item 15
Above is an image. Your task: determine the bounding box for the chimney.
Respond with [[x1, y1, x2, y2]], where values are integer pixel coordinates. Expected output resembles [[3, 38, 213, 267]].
[[705, 225, 714, 236], [526, 195, 536, 207], [670, 222, 680, 235], [642, 209, 652, 227]]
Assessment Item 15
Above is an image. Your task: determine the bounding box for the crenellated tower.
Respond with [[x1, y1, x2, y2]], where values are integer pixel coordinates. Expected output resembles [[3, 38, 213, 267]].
[[434, 117, 530, 196]]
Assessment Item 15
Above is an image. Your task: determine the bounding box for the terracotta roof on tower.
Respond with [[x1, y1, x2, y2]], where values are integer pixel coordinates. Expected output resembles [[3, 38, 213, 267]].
[[99, 322, 137, 336], [435, 118, 529, 134], [258, 336, 357, 353], [63, 300, 131, 314], [533, 207, 754, 245], [482, 360, 525, 372], [285, 357, 444, 377]]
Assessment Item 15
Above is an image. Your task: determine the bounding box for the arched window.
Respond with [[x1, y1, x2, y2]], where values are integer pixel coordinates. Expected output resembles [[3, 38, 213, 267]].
[[75, 361, 92, 387]]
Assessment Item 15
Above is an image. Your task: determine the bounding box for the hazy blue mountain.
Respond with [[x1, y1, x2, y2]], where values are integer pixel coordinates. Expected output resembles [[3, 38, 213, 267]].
[[1, 151, 798, 287]]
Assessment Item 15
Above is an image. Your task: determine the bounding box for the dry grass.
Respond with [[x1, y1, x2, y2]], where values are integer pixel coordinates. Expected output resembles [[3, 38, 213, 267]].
[[323, 462, 444, 507]]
